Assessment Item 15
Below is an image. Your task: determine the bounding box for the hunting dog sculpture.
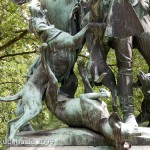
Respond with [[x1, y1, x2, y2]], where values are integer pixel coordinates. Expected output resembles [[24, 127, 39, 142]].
[[0, 1, 105, 141], [0, 0, 148, 149]]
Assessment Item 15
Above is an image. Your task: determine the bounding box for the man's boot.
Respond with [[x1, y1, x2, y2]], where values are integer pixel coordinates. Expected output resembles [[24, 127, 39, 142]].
[[118, 69, 138, 127], [119, 95, 138, 127]]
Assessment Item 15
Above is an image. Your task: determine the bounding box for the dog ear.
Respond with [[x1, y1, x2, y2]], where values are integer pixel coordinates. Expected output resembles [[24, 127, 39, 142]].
[[108, 112, 121, 130], [137, 71, 145, 83], [147, 90, 150, 94], [94, 72, 107, 83]]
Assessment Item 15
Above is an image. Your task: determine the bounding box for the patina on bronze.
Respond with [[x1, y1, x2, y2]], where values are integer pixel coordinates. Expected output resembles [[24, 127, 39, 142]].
[[105, 0, 144, 38], [1, 0, 150, 149]]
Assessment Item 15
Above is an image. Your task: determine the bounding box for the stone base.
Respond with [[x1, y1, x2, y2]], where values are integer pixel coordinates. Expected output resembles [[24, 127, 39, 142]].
[[5, 127, 150, 149], [6, 146, 150, 150], [6, 128, 112, 147], [6, 146, 114, 150]]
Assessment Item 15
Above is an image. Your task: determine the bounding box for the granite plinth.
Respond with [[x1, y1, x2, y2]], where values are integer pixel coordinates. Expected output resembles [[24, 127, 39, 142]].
[[5, 127, 150, 150]]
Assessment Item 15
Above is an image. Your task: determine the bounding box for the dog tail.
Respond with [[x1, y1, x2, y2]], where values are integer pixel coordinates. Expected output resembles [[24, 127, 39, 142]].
[[0, 91, 22, 102]]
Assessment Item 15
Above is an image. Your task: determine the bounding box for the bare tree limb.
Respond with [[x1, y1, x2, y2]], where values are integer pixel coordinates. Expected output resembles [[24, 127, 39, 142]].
[[0, 50, 37, 59], [108, 64, 116, 67], [0, 30, 29, 51], [13, 29, 28, 33], [0, 82, 21, 85], [79, 54, 89, 59]]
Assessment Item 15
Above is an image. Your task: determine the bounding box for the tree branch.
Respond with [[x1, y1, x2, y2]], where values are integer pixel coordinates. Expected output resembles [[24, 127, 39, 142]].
[[0, 50, 37, 59], [13, 29, 28, 33], [79, 54, 89, 59], [0, 30, 29, 51], [0, 82, 21, 85]]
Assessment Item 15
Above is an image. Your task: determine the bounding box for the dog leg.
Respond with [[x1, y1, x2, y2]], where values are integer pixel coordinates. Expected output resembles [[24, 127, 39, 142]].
[[9, 103, 42, 141], [8, 86, 42, 141], [15, 100, 34, 132], [6, 116, 22, 141]]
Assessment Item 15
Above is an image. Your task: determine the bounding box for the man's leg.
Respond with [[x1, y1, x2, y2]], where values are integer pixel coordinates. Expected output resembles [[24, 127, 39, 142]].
[[114, 37, 138, 126]]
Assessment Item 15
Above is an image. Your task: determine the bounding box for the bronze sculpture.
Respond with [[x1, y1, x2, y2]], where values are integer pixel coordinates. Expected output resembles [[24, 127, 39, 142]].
[[0, 1, 106, 140], [113, 0, 150, 126], [1, 0, 150, 149], [77, 0, 144, 127], [84, 0, 150, 127]]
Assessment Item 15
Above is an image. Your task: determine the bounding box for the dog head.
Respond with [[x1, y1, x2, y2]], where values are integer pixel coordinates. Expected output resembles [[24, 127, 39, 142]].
[[138, 71, 150, 97], [136, 71, 150, 123]]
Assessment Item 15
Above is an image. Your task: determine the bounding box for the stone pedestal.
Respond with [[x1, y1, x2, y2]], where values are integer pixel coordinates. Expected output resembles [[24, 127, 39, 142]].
[[5, 127, 150, 150], [6, 146, 150, 150]]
